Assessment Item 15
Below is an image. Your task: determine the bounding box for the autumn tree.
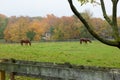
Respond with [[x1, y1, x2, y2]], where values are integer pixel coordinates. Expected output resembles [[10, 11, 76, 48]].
[[4, 16, 17, 42], [79, 11, 93, 39], [29, 19, 49, 41], [4, 16, 30, 42], [68, 0, 120, 48], [51, 16, 81, 40]]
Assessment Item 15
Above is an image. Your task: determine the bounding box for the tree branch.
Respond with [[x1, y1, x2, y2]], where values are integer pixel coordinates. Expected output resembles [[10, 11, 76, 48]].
[[112, 0, 120, 41], [100, 0, 113, 25], [68, 0, 120, 48]]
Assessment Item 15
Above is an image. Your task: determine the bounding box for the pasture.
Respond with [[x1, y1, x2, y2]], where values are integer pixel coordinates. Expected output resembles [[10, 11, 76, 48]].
[[0, 41, 120, 68]]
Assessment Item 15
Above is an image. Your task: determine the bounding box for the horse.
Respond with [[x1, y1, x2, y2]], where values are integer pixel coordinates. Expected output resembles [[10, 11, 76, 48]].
[[20, 39, 31, 46], [80, 38, 92, 44]]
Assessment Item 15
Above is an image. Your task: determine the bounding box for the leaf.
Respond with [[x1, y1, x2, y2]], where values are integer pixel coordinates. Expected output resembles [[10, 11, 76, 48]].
[[78, 0, 96, 5]]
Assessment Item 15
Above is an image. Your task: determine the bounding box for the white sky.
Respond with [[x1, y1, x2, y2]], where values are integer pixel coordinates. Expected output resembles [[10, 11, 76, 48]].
[[0, 0, 120, 18]]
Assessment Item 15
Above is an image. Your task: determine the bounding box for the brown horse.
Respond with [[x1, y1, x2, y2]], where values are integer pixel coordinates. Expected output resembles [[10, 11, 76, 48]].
[[20, 40, 31, 46], [80, 38, 92, 44]]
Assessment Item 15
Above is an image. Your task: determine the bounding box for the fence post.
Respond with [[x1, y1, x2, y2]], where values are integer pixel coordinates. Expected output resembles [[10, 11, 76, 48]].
[[0, 71, 5, 80], [0, 59, 7, 80], [9, 59, 16, 80], [10, 73, 15, 80]]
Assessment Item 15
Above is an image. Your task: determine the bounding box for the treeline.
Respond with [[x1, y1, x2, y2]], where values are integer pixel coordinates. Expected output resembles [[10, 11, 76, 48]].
[[0, 13, 120, 42]]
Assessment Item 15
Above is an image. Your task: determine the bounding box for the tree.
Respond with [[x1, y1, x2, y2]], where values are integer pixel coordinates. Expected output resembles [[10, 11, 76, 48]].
[[68, 0, 120, 48], [4, 16, 30, 42], [29, 19, 48, 41], [79, 11, 93, 39], [0, 14, 8, 39], [26, 31, 36, 41]]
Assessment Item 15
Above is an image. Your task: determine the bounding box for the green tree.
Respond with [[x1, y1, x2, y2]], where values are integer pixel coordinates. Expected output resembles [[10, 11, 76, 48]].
[[26, 31, 36, 41], [0, 15, 8, 39], [68, 0, 120, 48]]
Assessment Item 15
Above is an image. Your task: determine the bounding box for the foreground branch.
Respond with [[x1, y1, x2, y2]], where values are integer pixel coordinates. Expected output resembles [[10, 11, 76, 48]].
[[68, 0, 120, 48]]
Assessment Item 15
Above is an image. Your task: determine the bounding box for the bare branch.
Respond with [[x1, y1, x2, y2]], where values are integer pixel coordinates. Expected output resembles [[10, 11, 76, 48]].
[[68, 0, 120, 48], [112, 0, 120, 41], [100, 0, 113, 25]]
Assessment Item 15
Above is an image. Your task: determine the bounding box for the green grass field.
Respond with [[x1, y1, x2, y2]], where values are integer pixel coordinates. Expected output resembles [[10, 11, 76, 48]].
[[0, 41, 120, 68]]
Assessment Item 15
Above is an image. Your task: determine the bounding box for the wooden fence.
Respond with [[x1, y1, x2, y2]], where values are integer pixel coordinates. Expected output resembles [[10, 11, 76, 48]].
[[0, 59, 120, 80]]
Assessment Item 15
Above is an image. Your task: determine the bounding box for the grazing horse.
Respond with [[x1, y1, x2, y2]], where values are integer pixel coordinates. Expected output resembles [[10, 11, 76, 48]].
[[20, 40, 31, 46], [80, 38, 92, 44]]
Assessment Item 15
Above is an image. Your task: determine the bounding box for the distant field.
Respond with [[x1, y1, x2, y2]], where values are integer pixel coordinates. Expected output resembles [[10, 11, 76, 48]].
[[0, 41, 120, 68]]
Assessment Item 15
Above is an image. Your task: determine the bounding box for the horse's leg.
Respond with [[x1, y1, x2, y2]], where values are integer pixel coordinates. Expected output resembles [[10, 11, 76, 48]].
[[29, 42, 31, 46], [89, 40, 92, 43], [21, 42, 23, 46], [80, 40, 82, 44], [85, 41, 87, 44]]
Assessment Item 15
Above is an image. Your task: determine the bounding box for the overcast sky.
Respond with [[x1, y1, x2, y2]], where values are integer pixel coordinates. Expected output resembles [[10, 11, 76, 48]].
[[0, 0, 120, 18]]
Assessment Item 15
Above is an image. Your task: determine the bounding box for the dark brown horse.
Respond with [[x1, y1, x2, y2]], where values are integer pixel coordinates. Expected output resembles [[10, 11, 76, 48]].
[[20, 40, 31, 46], [80, 38, 92, 44]]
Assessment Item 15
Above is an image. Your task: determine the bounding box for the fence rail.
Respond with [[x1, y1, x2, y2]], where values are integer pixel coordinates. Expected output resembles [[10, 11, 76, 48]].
[[0, 59, 120, 80]]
